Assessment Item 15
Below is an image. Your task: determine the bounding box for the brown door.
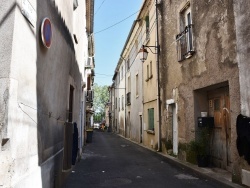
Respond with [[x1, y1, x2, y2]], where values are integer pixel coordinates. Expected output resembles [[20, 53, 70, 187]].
[[208, 86, 231, 169]]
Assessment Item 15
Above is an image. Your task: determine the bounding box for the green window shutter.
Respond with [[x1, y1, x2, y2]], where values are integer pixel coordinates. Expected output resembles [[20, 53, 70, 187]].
[[148, 108, 154, 130]]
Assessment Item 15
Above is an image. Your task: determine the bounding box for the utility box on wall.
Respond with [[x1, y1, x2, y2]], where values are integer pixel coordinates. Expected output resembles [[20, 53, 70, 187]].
[[198, 117, 214, 128]]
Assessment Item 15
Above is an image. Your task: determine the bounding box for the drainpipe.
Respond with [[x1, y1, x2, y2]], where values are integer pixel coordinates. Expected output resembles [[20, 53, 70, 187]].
[[113, 83, 116, 133], [155, 0, 162, 152], [120, 56, 127, 138]]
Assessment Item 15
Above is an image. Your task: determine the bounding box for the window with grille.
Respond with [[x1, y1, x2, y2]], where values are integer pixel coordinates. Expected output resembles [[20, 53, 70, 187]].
[[176, 4, 195, 62]]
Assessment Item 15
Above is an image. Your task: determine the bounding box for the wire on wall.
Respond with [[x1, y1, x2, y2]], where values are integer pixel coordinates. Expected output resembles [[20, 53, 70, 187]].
[[18, 102, 66, 124]]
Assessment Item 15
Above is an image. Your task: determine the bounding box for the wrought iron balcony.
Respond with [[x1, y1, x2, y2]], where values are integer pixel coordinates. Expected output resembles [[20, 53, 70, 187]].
[[86, 90, 93, 102], [176, 24, 195, 62]]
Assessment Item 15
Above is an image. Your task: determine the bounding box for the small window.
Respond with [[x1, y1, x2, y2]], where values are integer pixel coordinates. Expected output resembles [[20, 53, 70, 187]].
[[148, 108, 154, 131], [117, 73, 119, 84], [121, 66, 123, 80], [136, 74, 139, 96], [214, 99, 220, 111], [122, 95, 124, 110], [128, 76, 131, 92], [135, 40, 138, 56], [118, 98, 120, 111], [127, 59, 130, 71], [73, 0, 78, 10]]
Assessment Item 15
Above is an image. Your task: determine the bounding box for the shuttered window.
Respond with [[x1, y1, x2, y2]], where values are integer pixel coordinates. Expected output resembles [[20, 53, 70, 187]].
[[148, 108, 154, 130]]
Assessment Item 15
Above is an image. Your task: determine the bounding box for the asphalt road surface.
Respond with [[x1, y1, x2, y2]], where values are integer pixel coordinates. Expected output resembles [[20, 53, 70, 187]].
[[64, 131, 230, 188]]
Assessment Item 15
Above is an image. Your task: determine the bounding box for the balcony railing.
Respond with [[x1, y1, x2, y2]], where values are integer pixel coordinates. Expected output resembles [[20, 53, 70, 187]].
[[176, 24, 195, 62], [126, 92, 131, 106], [86, 90, 93, 102]]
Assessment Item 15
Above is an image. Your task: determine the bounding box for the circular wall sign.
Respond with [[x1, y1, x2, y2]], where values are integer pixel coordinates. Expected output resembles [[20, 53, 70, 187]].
[[41, 18, 52, 48]]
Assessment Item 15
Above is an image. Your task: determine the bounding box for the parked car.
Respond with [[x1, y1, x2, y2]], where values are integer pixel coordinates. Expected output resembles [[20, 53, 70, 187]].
[[93, 123, 100, 129]]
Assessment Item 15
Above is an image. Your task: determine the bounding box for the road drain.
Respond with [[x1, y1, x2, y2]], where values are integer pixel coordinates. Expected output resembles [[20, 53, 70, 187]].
[[102, 178, 132, 187]]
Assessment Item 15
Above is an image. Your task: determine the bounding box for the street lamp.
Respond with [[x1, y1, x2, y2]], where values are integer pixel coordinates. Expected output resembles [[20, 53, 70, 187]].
[[138, 45, 160, 63], [138, 46, 148, 62]]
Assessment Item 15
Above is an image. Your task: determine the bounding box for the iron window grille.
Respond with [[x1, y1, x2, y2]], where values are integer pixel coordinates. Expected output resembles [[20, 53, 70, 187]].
[[176, 24, 195, 62], [86, 90, 93, 102]]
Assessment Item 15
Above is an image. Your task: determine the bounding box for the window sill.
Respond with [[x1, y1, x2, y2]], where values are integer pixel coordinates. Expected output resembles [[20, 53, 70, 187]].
[[184, 50, 195, 59], [146, 130, 155, 135], [178, 50, 195, 62]]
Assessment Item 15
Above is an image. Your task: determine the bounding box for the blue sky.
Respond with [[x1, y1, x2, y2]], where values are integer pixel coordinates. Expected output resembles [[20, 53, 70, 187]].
[[94, 0, 143, 86]]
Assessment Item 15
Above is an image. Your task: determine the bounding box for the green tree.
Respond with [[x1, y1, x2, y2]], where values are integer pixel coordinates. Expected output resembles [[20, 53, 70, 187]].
[[93, 83, 109, 122]]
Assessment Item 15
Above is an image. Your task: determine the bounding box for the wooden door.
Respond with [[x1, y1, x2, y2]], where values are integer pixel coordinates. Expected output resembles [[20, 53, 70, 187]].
[[208, 86, 231, 169]]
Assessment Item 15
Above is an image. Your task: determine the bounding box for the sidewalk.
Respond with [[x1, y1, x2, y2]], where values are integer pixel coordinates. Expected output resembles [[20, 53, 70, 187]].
[[117, 133, 243, 188]]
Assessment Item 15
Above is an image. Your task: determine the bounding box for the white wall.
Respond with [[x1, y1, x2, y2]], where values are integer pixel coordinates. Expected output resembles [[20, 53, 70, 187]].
[[0, 0, 90, 187]]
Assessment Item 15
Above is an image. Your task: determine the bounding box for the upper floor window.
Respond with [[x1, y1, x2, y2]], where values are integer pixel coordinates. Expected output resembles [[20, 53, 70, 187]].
[[128, 76, 131, 92], [122, 95, 124, 110], [146, 61, 153, 82], [73, 0, 78, 10], [121, 66, 123, 80], [176, 3, 195, 62], [135, 40, 138, 56], [127, 76, 131, 106], [145, 14, 150, 40], [118, 98, 120, 111], [117, 72, 120, 84], [136, 73, 139, 97], [127, 58, 130, 71]]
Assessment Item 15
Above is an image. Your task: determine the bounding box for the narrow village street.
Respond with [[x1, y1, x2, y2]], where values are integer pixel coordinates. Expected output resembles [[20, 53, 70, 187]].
[[64, 131, 230, 188], [2, 0, 250, 187]]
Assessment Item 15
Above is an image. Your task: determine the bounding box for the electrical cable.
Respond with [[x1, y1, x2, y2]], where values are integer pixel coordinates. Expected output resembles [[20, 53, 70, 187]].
[[95, 0, 106, 16], [95, 73, 113, 76], [94, 10, 140, 34]]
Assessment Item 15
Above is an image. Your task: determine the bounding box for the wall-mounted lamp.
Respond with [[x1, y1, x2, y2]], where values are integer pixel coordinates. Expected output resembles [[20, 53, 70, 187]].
[[138, 45, 160, 62]]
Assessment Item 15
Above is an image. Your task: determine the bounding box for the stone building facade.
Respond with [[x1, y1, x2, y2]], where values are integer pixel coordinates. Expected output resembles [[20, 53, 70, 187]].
[[158, 0, 250, 185], [110, 0, 250, 186]]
